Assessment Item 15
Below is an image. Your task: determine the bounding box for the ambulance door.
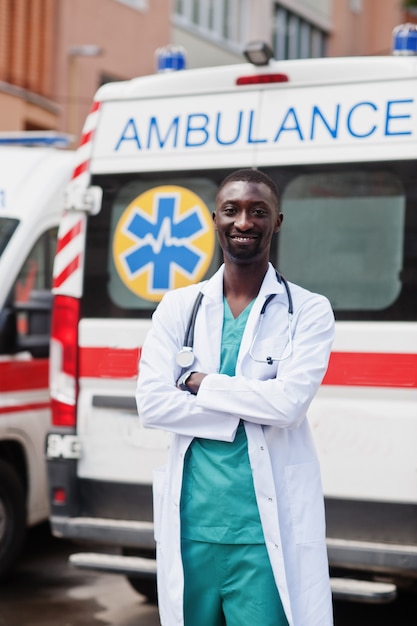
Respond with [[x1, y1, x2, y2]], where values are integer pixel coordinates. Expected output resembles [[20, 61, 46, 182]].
[[75, 173, 223, 519], [0, 227, 57, 578], [264, 161, 417, 578]]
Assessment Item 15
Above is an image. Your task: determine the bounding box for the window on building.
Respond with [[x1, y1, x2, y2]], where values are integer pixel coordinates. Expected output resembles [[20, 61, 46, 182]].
[[273, 4, 327, 60], [174, 0, 249, 50], [114, 0, 148, 11], [99, 73, 124, 88]]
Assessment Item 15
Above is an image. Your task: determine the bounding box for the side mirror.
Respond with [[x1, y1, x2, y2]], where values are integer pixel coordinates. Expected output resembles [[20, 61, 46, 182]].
[[0, 290, 53, 358], [64, 184, 103, 215], [0, 305, 17, 354]]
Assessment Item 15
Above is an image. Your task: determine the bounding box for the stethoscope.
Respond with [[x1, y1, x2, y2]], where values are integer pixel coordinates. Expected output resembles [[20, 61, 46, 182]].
[[176, 271, 294, 369]]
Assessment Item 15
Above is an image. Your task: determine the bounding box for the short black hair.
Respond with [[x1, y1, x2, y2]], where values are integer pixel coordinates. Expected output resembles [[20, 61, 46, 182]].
[[217, 168, 280, 209]]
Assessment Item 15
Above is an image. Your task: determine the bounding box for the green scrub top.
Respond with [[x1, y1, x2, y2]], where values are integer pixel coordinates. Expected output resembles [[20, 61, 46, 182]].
[[180, 298, 264, 544]]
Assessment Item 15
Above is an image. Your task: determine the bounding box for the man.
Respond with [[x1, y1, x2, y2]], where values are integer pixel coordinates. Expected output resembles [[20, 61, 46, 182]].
[[136, 169, 335, 626]]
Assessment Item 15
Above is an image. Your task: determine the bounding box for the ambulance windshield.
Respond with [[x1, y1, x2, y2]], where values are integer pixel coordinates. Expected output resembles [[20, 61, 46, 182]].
[[0, 218, 18, 257]]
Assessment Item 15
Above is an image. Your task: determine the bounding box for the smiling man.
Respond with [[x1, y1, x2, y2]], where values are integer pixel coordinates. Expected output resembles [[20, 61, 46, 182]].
[[137, 169, 335, 626]]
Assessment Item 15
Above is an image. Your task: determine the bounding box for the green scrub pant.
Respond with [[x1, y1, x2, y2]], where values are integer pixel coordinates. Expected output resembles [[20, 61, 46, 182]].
[[181, 538, 289, 626]]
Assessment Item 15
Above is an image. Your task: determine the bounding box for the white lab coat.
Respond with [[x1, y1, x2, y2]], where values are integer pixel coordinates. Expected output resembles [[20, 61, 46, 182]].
[[136, 264, 335, 626]]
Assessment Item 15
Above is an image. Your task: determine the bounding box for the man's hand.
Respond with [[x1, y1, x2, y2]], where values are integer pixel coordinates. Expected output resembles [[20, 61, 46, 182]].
[[177, 371, 207, 395], [185, 372, 206, 395]]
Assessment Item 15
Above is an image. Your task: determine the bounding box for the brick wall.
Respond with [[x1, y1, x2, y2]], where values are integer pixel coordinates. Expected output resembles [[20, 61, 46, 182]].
[[0, 0, 55, 99]]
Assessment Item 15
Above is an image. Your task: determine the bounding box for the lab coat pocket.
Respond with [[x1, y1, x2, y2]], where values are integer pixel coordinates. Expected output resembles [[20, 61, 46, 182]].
[[250, 334, 289, 363], [285, 462, 326, 544], [152, 466, 167, 543], [247, 334, 289, 379]]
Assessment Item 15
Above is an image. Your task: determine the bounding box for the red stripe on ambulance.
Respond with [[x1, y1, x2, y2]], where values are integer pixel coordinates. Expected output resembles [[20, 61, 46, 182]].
[[52, 254, 82, 289], [53, 213, 85, 295], [52, 101, 100, 296], [0, 359, 49, 392], [55, 220, 82, 254], [323, 352, 417, 388], [0, 402, 51, 416], [89, 100, 101, 114], [79, 129, 95, 148], [79, 346, 141, 379], [71, 100, 101, 181], [77, 347, 417, 388], [71, 160, 89, 180]]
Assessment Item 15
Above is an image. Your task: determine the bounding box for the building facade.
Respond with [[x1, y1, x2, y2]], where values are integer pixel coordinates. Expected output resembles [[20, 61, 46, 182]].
[[0, 0, 171, 142], [172, 0, 417, 68], [329, 0, 417, 56], [1, 0, 417, 141]]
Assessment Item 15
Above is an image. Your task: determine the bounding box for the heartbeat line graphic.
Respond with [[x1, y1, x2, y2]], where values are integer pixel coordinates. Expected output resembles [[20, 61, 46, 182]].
[[122, 193, 206, 291], [140, 216, 199, 254]]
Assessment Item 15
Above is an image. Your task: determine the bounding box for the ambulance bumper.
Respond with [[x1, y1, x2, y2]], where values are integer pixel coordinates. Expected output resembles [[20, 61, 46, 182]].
[[50, 515, 155, 549], [51, 515, 403, 604], [328, 536, 417, 579], [67, 549, 397, 604]]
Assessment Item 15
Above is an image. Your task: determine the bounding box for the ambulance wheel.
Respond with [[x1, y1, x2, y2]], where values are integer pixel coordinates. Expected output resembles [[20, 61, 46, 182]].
[[126, 575, 158, 603], [122, 547, 158, 603], [0, 460, 26, 580]]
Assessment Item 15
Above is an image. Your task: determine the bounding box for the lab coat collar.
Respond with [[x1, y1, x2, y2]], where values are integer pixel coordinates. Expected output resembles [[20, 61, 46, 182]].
[[201, 263, 285, 303], [200, 263, 224, 301], [259, 263, 286, 298]]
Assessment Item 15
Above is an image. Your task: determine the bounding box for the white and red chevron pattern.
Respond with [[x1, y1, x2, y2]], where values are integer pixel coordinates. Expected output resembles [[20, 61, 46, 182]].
[[71, 100, 101, 186], [52, 100, 101, 296], [52, 212, 86, 297]]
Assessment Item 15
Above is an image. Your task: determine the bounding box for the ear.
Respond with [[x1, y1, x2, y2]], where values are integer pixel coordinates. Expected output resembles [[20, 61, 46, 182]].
[[212, 211, 218, 230], [274, 212, 283, 234]]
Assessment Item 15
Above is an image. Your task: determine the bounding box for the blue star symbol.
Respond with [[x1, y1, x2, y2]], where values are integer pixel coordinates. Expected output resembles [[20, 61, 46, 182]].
[[123, 194, 206, 291]]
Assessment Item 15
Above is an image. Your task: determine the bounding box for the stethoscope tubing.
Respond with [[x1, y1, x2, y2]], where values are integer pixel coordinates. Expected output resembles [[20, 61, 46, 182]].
[[176, 270, 293, 368], [183, 291, 204, 348]]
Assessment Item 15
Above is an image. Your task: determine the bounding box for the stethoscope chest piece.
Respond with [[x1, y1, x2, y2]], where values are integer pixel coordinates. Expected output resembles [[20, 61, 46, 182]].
[[176, 347, 195, 368], [176, 271, 293, 369]]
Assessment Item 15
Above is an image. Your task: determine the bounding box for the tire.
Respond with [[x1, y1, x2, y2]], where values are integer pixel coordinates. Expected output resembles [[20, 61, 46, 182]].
[[122, 547, 158, 603], [0, 459, 26, 580], [126, 575, 158, 603]]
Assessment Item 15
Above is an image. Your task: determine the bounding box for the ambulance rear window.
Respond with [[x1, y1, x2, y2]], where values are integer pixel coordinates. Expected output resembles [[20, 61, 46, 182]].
[[82, 162, 416, 322], [276, 167, 413, 320], [82, 174, 223, 318], [0, 217, 18, 257]]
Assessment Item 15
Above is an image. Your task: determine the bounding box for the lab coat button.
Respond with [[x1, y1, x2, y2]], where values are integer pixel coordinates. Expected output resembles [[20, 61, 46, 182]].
[[260, 446, 264, 451]]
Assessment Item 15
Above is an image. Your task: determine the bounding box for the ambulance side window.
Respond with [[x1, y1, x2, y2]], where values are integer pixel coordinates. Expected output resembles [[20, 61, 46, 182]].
[[12, 227, 58, 356], [276, 170, 408, 319]]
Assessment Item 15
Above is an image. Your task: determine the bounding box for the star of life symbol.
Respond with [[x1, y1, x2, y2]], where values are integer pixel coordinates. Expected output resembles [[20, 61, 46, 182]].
[[114, 186, 214, 301]]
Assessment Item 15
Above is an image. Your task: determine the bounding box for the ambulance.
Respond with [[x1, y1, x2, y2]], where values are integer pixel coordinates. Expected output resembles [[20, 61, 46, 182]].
[[46, 26, 417, 604], [0, 133, 74, 578]]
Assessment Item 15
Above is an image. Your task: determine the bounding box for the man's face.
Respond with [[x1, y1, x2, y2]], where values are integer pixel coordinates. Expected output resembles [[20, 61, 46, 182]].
[[213, 179, 282, 265]]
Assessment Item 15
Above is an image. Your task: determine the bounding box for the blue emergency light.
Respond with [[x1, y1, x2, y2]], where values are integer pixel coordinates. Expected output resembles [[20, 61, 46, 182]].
[[0, 132, 71, 147], [156, 45, 186, 72], [392, 23, 417, 55]]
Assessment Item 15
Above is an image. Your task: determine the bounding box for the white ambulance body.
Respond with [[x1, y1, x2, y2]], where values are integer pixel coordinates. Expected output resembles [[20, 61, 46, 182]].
[[46, 39, 417, 603], [0, 135, 74, 578]]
